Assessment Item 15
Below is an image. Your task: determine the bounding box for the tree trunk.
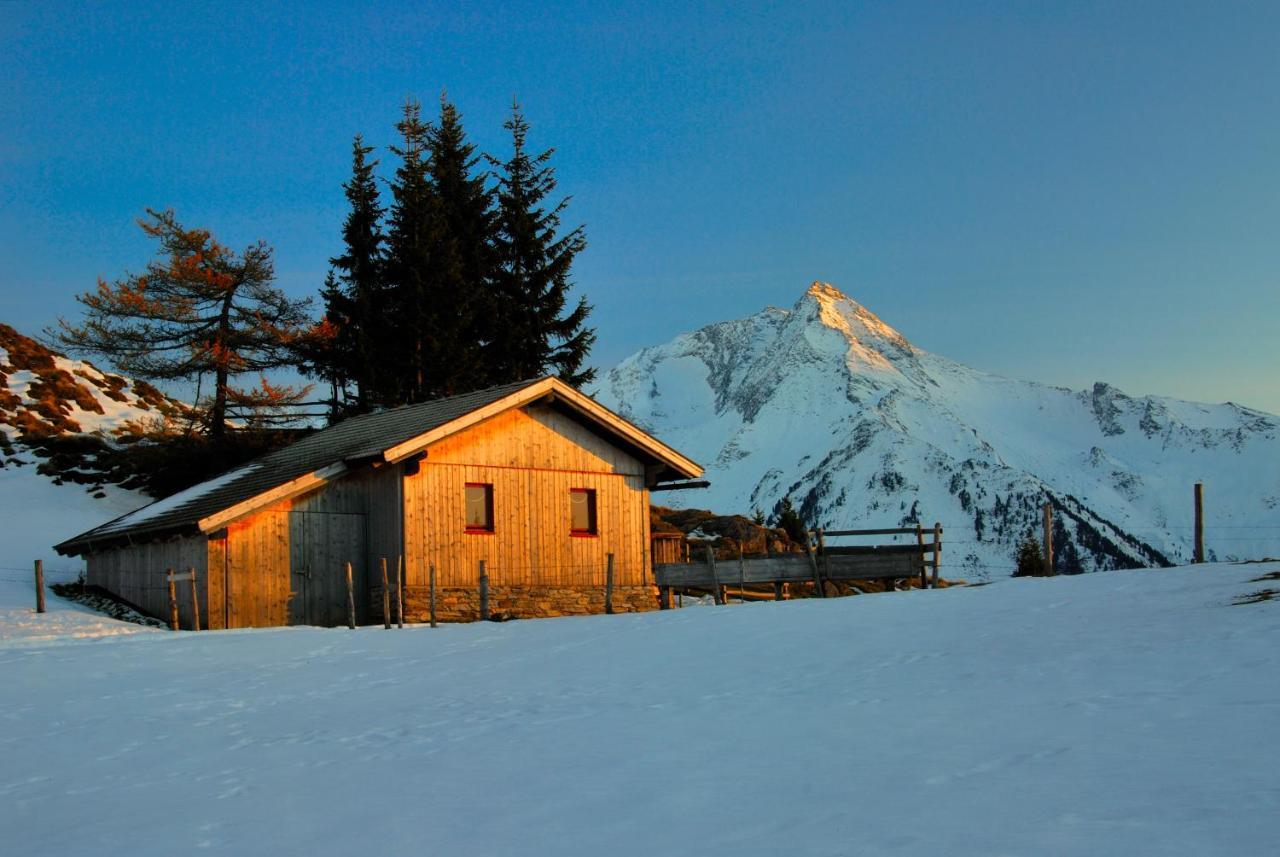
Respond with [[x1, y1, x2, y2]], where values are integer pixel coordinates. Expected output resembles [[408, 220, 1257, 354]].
[[210, 290, 236, 440]]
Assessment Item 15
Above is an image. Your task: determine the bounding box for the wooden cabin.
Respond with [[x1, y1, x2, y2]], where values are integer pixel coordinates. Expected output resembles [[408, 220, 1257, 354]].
[[56, 377, 703, 628]]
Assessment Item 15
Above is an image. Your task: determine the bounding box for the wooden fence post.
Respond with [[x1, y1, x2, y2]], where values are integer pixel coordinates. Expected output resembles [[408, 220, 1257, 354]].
[[167, 569, 179, 631], [380, 557, 391, 629], [704, 546, 723, 605], [479, 560, 489, 621], [396, 555, 405, 629], [188, 567, 200, 631], [816, 528, 832, 597], [345, 562, 355, 629], [804, 533, 826, 598], [428, 563, 438, 628], [773, 581, 784, 601], [916, 524, 926, 589], [1042, 503, 1054, 577], [34, 559, 45, 614], [737, 543, 746, 604], [604, 553, 615, 614], [931, 523, 942, 588], [1194, 482, 1205, 564]]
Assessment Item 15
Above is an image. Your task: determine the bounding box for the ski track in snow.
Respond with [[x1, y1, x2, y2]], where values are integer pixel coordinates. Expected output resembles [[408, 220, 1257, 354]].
[[2, 563, 1278, 855]]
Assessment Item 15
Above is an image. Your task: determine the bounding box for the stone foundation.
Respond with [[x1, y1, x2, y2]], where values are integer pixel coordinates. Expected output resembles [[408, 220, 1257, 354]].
[[374, 584, 661, 623]]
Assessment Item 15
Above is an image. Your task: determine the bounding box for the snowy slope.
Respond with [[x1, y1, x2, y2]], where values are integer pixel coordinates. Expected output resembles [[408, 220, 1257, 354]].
[[0, 324, 180, 573], [0, 464, 145, 580], [595, 283, 1280, 577], [2, 563, 1278, 855]]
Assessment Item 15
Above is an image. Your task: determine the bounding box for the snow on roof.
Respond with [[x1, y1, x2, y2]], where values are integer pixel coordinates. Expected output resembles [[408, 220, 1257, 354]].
[[91, 460, 265, 535]]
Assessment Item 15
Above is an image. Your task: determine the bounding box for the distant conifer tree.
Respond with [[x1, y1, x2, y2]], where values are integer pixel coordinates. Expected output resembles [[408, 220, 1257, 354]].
[[487, 102, 595, 386], [771, 496, 810, 546], [1013, 529, 1045, 577]]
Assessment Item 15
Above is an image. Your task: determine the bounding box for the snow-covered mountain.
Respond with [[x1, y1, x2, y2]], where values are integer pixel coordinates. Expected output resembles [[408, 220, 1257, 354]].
[[0, 324, 182, 573], [596, 283, 1280, 578]]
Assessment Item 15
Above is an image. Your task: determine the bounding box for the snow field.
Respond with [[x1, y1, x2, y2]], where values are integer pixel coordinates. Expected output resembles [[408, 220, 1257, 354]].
[[2, 562, 1278, 855]]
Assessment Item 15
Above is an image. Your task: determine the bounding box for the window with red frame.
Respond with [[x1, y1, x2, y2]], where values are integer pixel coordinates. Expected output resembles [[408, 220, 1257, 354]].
[[570, 488, 597, 535], [465, 483, 494, 532]]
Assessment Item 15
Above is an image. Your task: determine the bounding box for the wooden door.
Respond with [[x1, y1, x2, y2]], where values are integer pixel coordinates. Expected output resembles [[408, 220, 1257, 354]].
[[288, 511, 368, 626]]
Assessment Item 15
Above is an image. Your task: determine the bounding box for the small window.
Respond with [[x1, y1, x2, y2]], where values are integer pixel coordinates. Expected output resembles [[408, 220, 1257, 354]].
[[570, 488, 597, 536], [465, 483, 494, 533]]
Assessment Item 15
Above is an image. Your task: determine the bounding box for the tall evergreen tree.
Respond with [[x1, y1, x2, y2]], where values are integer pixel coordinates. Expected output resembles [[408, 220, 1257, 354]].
[[327, 135, 388, 411], [487, 102, 595, 386], [422, 95, 496, 395], [303, 136, 389, 418], [384, 98, 438, 404]]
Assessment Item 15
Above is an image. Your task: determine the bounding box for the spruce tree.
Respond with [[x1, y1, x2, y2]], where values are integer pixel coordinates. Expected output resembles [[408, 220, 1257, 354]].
[[1013, 529, 1045, 577], [423, 95, 496, 396], [488, 102, 596, 386], [327, 135, 388, 412], [384, 99, 438, 404]]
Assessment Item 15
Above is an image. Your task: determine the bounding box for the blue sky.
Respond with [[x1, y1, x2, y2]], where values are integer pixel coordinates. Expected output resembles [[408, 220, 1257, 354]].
[[2, 1, 1278, 412]]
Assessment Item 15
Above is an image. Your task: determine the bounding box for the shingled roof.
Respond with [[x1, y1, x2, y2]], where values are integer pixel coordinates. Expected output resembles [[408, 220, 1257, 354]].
[[57, 376, 701, 557]]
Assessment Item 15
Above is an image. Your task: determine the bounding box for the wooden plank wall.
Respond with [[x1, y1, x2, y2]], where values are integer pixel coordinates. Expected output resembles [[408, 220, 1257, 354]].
[[86, 535, 209, 626], [292, 466, 399, 582], [213, 466, 396, 628], [403, 403, 651, 589], [218, 511, 291, 628]]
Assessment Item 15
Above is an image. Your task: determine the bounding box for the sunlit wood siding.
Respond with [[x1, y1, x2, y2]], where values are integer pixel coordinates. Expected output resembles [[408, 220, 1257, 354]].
[[403, 403, 652, 589], [206, 465, 400, 628]]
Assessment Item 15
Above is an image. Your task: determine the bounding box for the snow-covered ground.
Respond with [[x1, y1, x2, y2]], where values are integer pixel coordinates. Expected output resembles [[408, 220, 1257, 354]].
[[0, 574, 160, 644], [2, 562, 1277, 855], [0, 463, 144, 578]]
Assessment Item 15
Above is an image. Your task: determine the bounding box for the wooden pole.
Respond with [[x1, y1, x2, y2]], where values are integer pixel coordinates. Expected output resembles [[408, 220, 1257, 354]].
[[380, 557, 391, 629], [1042, 503, 1054, 577], [931, 523, 942, 588], [605, 553, 615, 614], [345, 562, 355, 629], [167, 569, 179, 631], [915, 524, 926, 589], [737, 543, 746, 604], [1194, 482, 1205, 564], [804, 532, 826, 598], [773, 581, 785, 601], [188, 567, 200, 632], [816, 528, 830, 597], [396, 555, 405, 629], [479, 559, 489, 621], [428, 563, 438, 628], [34, 559, 45, 614], [705, 546, 723, 605]]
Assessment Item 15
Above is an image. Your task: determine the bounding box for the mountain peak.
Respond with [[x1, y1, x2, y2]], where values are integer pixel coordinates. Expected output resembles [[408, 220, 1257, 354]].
[[795, 281, 915, 359]]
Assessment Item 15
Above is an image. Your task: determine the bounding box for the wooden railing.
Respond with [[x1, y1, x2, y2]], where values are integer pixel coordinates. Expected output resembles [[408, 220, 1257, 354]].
[[652, 524, 942, 607]]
